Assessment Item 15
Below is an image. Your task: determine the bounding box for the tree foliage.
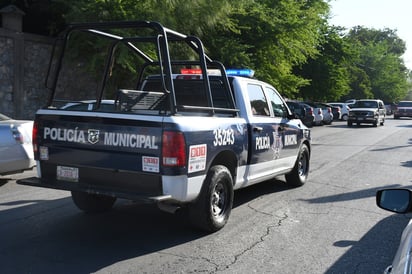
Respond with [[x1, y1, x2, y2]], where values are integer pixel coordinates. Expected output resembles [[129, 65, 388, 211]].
[[204, 0, 329, 97], [1, 0, 410, 102], [294, 25, 352, 101], [345, 27, 410, 102]]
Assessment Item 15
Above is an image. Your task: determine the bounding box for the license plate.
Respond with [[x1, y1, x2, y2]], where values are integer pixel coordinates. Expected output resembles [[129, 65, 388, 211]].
[[57, 166, 79, 182]]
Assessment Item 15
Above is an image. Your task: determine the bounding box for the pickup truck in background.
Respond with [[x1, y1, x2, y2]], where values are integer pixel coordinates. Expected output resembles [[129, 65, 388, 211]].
[[17, 21, 311, 232]]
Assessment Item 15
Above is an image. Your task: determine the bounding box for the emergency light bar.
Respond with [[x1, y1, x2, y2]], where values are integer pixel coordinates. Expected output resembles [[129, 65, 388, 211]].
[[179, 68, 255, 78]]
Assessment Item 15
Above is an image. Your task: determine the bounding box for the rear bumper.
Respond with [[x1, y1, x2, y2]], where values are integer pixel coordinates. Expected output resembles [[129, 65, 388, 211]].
[[17, 176, 172, 203], [0, 158, 36, 175]]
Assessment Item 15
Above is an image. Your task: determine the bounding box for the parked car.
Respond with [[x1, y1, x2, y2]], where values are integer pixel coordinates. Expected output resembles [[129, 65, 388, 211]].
[[384, 102, 396, 115], [328, 102, 351, 121], [318, 102, 338, 122], [286, 101, 315, 127], [393, 101, 412, 119], [376, 188, 412, 274], [0, 113, 35, 175], [345, 99, 356, 105], [305, 102, 333, 125], [331, 105, 341, 121], [347, 99, 386, 127]]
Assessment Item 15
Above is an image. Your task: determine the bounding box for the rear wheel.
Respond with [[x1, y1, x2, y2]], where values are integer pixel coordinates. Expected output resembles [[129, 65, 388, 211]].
[[342, 114, 348, 121], [285, 144, 310, 187], [71, 191, 116, 213], [189, 165, 234, 232]]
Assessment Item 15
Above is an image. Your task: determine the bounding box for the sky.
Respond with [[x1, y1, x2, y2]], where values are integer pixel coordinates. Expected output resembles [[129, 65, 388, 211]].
[[328, 0, 412, 70]]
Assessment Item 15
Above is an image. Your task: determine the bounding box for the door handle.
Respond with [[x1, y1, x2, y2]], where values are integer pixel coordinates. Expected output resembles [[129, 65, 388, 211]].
[[253, 126, 263, 132]]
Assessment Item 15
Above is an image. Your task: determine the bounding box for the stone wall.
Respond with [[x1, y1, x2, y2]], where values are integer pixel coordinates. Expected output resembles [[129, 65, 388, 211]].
[[0, 34, 14, 116], [0, 27, 53, 119]]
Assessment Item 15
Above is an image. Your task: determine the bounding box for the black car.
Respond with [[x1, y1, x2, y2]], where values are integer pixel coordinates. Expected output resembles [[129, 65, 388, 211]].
[[286, 101, 315, 127]]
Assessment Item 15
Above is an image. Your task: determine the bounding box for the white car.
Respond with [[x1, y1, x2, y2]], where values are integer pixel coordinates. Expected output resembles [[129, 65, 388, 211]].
[[328, 102, 351, 121], [314, 102, 334, 125], [304, 102, 324, 125], [0, 113, 35, 175], [347, 99, 386, 127], [376, 189, 412, 274]]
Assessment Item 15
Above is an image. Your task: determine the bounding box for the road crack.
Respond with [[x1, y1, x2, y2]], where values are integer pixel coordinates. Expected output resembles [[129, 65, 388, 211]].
[[215, 211, 289, 273]]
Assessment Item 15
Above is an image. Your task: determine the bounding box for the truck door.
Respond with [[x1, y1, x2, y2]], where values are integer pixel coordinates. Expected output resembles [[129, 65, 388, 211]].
[[246, 84, 284, 180], [264, 86, 300, 167]]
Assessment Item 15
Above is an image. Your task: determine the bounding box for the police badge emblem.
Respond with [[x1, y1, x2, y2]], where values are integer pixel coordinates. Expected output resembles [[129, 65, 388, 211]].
[[88, 129, 100, 144]]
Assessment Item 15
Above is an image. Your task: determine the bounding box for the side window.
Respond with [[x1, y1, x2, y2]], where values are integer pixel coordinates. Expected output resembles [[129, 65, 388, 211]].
[[265, 87, 287, 118], [247, 84, 270, 116]]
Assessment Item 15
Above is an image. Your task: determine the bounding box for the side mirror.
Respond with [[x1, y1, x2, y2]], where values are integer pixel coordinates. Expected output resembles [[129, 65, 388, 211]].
[[376, 189, 412, 213]]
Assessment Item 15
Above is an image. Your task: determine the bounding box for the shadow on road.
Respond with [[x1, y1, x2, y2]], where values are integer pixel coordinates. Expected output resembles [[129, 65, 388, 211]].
[[300, 183, 412, 273], [0, 178, 291, 274], [325, 214, 410, 274], [301, 184, 406, 204]]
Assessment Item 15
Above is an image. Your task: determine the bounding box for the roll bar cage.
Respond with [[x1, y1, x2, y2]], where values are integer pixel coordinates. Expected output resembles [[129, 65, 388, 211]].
[[45, 21, 237, 115]]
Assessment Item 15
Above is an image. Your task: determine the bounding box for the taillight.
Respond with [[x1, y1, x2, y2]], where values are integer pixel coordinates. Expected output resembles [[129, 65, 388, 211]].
[[162, 131, 186, 167], [32, 121, 38, 153], [307, 107, 313, 115], [327, 107, 332, 113], [318, 108, 322, 115]]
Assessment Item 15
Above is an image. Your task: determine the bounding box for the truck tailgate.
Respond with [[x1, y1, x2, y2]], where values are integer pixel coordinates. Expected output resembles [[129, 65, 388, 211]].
[[31, 111, 165, 197]]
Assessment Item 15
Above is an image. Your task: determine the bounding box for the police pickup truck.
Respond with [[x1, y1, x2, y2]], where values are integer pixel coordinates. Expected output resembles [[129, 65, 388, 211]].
[[18, 21, 311, 232]]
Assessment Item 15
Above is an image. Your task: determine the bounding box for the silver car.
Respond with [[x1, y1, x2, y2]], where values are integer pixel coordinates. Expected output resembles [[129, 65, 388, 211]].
[[328, 102, 351, 121], [376, 189, 412, 274], [0, 113, 35, 175]]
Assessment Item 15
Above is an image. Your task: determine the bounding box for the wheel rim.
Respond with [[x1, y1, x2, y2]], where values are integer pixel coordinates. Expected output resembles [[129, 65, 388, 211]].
[[211, 182, 228, 219], [298, 152, 308, 178]]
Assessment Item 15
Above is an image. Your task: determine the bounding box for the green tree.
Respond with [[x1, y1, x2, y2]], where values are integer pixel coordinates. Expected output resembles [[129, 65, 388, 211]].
[[59, 0, 329, 97], [346, 26, 409, 102], [205, 0, 330, 97], [62, 0, 233, 36], [294, 25, 352, 101]]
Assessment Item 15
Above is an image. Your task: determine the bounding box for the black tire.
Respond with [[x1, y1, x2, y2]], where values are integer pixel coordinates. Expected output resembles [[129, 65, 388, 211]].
[[71, 191, 116, 213], [189, 165, 234, 232], [347, 121, 352, 127], [285, 144, 310, 187], [373, 117, 379, 127]]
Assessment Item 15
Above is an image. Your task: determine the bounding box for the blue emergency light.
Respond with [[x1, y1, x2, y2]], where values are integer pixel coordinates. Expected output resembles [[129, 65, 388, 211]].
[[225, 69, 255, 78]]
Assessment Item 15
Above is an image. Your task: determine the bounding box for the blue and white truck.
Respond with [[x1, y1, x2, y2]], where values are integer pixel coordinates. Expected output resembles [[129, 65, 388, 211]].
[[18, 21, 311, 232]]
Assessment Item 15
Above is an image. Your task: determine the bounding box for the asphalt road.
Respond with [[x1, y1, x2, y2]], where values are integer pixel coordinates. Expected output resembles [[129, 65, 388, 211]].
[[1, 117, 411, 274]]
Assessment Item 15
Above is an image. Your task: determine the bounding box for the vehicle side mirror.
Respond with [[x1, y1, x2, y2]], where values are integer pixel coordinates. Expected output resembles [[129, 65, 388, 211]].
[[376, 189, 412, 213]]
